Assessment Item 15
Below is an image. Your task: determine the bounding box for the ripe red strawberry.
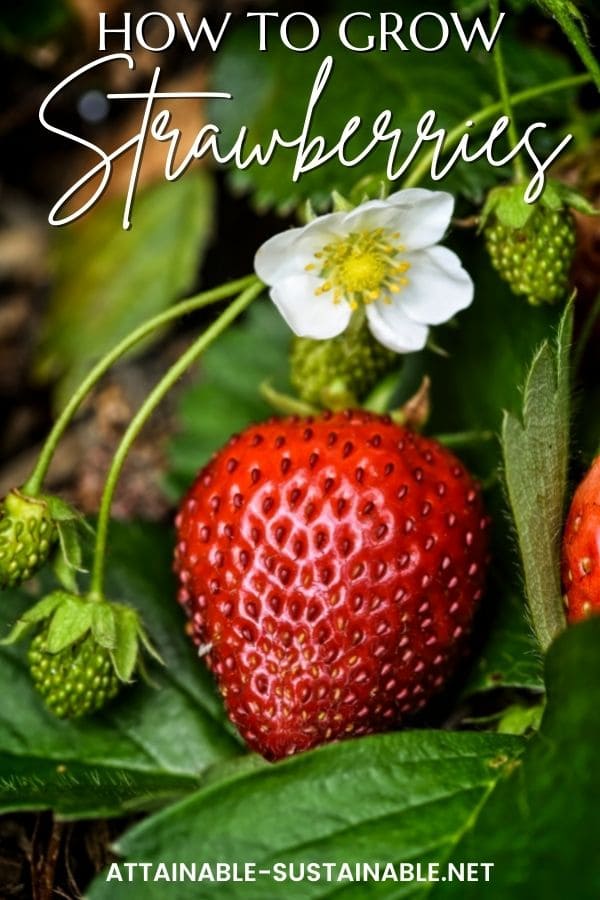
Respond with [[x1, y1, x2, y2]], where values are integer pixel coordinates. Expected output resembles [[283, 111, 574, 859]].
[[562, 456, 600, 622], [174, 411, 489, 760]]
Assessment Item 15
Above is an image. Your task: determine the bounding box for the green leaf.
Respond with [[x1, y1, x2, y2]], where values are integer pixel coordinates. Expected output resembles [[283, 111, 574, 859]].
[[87, 730, 524, 900], [167, 301, 291, 497], [0, 523, 242, 819], [87, 621, 600, 900], [36, 172, 215, 409], [427, 618, 600, 899], [210, 7, 574, 212], [419, 241, 560, 694], [45, 594, 93, 653], [463, 580, 544, 696], [501, 303, 573, 650], [424, 238, 563, 477]]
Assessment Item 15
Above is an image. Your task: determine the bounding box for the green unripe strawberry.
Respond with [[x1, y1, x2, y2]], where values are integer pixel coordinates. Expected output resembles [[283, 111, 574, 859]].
[[0, 490, 57, 589], [3, 588, 163, 720], [28, 625, 120, 719], [485, 206, 575, 306], [290, 320, 397, 406]]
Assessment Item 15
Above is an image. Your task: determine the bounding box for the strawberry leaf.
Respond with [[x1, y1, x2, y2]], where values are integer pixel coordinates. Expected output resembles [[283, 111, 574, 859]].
[[209, 8, 575, 213], [463, 581, 544, 695], [501, 302, 573, 650], [85, 619, 600, 900], [427, 618, 600, 899], [35, 172, 215, 410], [87, 731, 524, 900]]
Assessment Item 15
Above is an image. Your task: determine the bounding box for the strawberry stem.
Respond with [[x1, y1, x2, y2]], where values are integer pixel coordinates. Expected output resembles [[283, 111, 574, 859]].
[[22, 274, 258, 498], [87, 278, 264, 600], [401, 74, 591, 191], [490, 0, 526, 182]]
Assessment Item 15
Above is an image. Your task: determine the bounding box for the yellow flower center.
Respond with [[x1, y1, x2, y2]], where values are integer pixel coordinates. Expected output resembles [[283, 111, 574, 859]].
[[306, 227, 411, 309]]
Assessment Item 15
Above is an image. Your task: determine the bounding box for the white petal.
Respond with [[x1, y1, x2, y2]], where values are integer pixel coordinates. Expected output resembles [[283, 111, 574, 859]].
[[366, 301, 429, 353], [386, 188, 450, 207], [342, 199, 391, 225], [254, 213, 348, 285], [254, 227, 309, 284], [384, 189, 455, 251], [399, 246, 474, 325], [270, 274, 352, 339], [339, 190, 454, 252]]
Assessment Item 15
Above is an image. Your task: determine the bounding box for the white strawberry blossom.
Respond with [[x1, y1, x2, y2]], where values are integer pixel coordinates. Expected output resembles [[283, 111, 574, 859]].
[[254, 188, 473, 353]]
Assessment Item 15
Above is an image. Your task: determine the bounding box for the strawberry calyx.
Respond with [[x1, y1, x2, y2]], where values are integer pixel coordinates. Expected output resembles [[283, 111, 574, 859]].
[[480, 179, 597, 232]]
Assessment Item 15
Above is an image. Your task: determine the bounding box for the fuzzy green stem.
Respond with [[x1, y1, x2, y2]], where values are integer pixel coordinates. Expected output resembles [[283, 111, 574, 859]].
[[490, 0, 525, 182], [87, 279, 263, 600], [401, 73, 591, 190], [22, 275, 257, 498]]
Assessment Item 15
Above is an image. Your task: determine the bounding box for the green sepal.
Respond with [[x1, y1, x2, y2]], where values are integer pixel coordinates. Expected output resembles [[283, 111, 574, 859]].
[[259, 381, 318, 417], [110, 605, 141, 683], [319, 379, 358, 411], [545, 181, 598, 216], [91, 602, 117, 651], [44, 495, 92, 576], [425, 335, 450, 358], [481, 179, 596, 232], [56, 520, 86, 573], [135, 619, 165, 667], [52, 549, 79, 593], [43, 495, 82, 523], [0, 590, 66, 645], [46, 594, 93, 653], [480, 184, 536, 230], [331, 190, 353, 212], [299, 199, 317, 224], [349, 174, 388, 205], [362, 369, 406, 414]]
